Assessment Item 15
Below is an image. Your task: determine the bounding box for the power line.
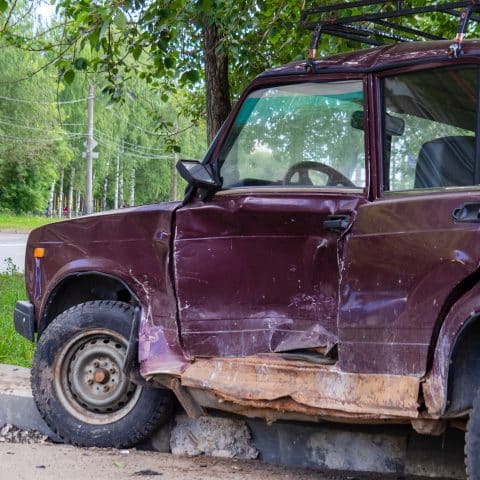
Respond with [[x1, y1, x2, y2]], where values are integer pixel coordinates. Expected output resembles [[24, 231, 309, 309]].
[[0, 94, 92, 105], [94, 130, 167, 153], [0, 118, 84, 134], [0, 133, 84, 143], [0, 118, 175, 156], [95, 137, 173, 160]]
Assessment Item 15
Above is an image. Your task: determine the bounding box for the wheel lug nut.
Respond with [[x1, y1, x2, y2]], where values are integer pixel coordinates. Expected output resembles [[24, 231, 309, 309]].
[[103, 385, 110, 392], [109, 368, 116, 374], [87, 379, 94, 385], [93, 361, 99, 368]]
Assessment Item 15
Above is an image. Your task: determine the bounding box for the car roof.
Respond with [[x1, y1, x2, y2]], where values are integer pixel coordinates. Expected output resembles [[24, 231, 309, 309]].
[[259, 39, 480, 78]]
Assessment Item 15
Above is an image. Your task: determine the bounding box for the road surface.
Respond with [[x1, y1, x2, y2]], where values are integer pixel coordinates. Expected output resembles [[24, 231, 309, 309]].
[[0, 443, 433, 480], [0, 233, 28, 273]]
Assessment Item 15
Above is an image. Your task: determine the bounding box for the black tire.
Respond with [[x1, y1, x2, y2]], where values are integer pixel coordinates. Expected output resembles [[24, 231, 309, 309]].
[[466, 388, 480, 478], [31, 300, 174, 448]]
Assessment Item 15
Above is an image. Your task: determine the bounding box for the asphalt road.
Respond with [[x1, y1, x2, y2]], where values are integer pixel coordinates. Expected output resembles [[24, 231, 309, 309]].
[[0, 233, 28, 273], [0, 443, 434, 480]]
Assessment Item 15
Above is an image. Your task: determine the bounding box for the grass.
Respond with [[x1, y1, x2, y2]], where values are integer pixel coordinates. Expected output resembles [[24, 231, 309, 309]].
[[0, 213, 56, 232], [0, 267, 34, 367]]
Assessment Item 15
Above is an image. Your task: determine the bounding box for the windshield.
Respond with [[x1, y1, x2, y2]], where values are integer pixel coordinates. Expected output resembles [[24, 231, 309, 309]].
[[218, 81, 366, 190]]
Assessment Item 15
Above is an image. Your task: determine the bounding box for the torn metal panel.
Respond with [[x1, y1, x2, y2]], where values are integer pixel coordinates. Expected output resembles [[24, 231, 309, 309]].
[[187, 388, 414, 425], [181, 356, 421, 418]]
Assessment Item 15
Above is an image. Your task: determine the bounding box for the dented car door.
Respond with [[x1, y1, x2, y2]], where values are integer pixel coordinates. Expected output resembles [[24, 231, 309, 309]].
[[174, 78, 368, 358]]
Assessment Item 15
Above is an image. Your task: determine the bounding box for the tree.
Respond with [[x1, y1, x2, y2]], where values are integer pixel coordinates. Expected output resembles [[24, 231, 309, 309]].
[[0, 46, 73, 212], [46, 0, 311, 143]]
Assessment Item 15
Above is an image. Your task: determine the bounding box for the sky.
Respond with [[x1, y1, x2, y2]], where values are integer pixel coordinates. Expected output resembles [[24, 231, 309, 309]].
[[37, 1, 55, 21]]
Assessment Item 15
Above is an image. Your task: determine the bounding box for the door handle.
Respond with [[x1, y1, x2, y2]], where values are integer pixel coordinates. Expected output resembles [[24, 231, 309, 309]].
[[323, 214, 351, 233], [452, 203, 480, 222]]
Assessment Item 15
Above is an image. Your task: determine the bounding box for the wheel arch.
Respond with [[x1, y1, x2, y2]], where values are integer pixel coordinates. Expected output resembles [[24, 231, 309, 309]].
[[424, 279, 480, 416], [446, 313, 480, 414], [39, 271, 140, 336]]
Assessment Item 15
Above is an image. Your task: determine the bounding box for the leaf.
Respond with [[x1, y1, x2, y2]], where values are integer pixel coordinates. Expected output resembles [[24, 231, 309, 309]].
[[88, 28, 100, 51], [132, 46, 142, 61], [63, 70, 75, 85], [113, 461, 125, 468], [73, 57, 88, 70], [99, 20, 109, 41], [0, 0, 8, 13], [180, 69, 200, 84], [164, 56, 175, 69], [114, 10, 127, 30]]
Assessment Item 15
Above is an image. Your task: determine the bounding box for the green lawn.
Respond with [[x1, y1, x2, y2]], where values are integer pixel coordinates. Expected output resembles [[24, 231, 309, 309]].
[[0, 272, 34, 367], [0, 213, 56, 232]]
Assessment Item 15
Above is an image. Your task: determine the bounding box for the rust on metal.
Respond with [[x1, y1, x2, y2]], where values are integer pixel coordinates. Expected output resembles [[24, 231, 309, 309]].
[[180, 356, 421, 419], [411, 418, 447, 436], [93, 369, 109, 384]]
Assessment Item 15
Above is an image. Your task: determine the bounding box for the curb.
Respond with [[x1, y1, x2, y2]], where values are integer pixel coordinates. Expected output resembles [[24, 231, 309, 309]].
[[0, 364, 61, 441]]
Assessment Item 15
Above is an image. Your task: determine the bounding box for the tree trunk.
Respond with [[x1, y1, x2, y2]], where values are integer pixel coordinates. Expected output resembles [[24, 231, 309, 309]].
[[202, 18, 231, 144], [114, 152, 120, 209], [119, 163, 124, 208], [172, 155, 178, 201], [129, 162, 135, 207], [102, 159, 110, 211], [75, 191, 81, 217], [85, 84, 95, 215], [68, 167, 75, 219], [58, 167, 64, 218], [48, 181, 55, 217]]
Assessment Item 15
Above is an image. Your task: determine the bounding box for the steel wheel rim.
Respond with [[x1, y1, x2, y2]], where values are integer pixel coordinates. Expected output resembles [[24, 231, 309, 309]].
[[54, 328, 142, 425]]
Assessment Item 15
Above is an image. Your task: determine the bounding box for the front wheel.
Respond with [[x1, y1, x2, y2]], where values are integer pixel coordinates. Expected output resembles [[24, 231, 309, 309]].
[[31, 300, 174, 448]]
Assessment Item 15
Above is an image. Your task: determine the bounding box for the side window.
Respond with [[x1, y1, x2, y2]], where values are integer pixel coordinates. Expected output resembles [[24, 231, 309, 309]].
[[383, 67, 478, 192], [218, 81, 366, 190]]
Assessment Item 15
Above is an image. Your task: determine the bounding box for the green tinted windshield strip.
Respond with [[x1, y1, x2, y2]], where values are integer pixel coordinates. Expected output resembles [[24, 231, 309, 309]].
[[235, 91, 363, 125]]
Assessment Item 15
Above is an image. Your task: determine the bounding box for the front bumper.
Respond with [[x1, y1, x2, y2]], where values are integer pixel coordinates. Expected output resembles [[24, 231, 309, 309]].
[[14, 301, 35, 342]]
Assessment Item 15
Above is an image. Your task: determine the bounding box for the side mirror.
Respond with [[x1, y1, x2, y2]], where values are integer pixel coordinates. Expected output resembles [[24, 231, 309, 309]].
[[351, 110, 405, 136], [176, 160, 221, 199]]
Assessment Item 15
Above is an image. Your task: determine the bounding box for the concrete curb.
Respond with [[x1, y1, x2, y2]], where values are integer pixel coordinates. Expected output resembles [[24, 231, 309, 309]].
[[0, 363, 467, 478], [0, 364, 60, 441]]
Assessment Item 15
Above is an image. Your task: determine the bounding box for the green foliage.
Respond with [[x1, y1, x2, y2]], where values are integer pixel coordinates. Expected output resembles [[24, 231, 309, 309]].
[[0, 1, 473, 214], [0, 271, 33, 367], [0, 46, 73, 213]]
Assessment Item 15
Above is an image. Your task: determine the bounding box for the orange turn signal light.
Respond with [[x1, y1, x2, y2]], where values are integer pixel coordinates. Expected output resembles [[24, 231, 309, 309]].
[[34, 247, 45, 259]]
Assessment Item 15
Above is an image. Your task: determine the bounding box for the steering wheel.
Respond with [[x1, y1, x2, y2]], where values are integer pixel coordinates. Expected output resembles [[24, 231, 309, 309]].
[[283, 161, 356, 188]]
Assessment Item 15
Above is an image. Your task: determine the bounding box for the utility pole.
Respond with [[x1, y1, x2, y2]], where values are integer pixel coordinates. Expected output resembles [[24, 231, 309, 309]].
[[172, 122, 178, 201], [172, 155, 178, 201], [114, 147, 120, 210], [85, 84, 94, 215]]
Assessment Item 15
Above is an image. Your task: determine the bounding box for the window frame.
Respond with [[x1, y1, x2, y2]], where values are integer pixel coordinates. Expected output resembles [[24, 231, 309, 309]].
[[208, 74, 370, 197], [377, 62, 480, 198]]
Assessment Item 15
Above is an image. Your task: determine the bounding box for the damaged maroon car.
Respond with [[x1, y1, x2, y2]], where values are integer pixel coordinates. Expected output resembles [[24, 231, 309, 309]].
[[13, 2, 480, 477]]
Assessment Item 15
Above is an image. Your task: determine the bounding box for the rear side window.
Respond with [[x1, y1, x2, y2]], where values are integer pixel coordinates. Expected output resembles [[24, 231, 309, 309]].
[[382, 67, 478, 192]]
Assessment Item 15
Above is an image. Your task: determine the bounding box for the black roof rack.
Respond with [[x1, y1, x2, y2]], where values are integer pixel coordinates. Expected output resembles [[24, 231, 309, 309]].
[[301, 1, 480, 59]]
